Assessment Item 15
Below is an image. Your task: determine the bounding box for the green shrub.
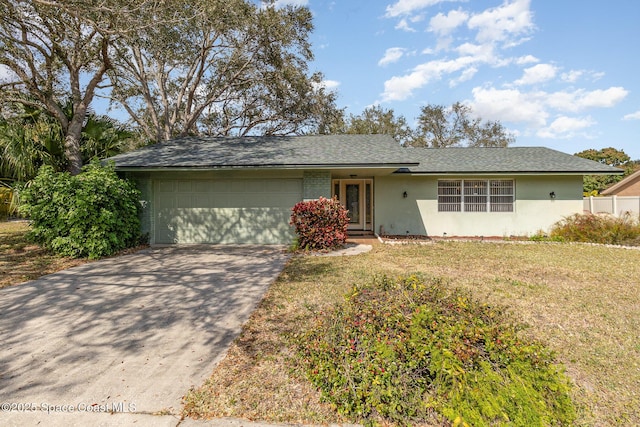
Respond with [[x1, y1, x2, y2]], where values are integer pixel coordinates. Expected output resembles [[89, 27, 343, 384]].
[[299, 275, 575, 427], [290, 196, 349, 251], [549, 212, 640, 245], [19, 160, 142, 259]]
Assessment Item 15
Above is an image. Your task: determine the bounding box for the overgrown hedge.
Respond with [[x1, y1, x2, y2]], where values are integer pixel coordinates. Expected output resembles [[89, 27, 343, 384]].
[[299, 275, 575, 426], [290, 196, 348, 251], [548, 212, 640, 246], [19, 160, 142, 259]]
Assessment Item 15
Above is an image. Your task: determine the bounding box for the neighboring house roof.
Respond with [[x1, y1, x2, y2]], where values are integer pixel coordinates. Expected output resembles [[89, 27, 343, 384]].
[[402, 147, 624, 175], [601, 169, 640, 195], [109, 134, 417, 170], [109, 135, 623, 175]]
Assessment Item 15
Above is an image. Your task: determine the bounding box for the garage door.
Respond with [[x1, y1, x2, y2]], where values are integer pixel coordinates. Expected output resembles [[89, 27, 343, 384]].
[[154, 178, 302, 244]]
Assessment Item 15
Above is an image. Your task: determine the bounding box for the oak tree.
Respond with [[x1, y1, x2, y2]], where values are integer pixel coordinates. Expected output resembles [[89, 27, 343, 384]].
[[410, 102, 514, 148], [108, 1, 339, 141], [344, 105, 413, 145], [0, 0, 115, 174]]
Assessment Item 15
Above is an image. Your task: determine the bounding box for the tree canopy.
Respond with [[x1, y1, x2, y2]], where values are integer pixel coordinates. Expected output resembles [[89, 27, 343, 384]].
[[0, 0, 340, 176], [575, 147, 636, 194], [0, 101, 136, 181], [339, 103, 513, 148], [410, 102, 514, 148], [343, 105, 413, 145], [0, 0, 116, 174], [108, 0, 339, 141], [574, 147, 631, 167]]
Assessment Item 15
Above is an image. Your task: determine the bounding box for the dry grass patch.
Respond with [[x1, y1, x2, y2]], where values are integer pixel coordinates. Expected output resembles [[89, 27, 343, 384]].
[[0, 221, 87, 288], [184, 242, 640, 426]]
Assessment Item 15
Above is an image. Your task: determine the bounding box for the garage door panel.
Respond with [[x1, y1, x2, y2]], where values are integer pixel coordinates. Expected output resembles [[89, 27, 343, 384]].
[[156, 207, 294, 244], [158, 181, 175, 193], [154, 178, 301, 244], [192, 181, 210, 193]]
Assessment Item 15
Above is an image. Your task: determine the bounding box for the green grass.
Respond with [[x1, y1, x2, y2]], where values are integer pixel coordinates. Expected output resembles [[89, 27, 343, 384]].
[[184, 241, 640, 426]]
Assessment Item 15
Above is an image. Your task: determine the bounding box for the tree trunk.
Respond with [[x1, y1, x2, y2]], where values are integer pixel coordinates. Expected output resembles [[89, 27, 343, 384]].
[[65, 119, 84, 175]]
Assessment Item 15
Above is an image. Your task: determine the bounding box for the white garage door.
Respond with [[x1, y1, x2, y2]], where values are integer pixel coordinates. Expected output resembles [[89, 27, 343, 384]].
[[154, 178, 302, 244]]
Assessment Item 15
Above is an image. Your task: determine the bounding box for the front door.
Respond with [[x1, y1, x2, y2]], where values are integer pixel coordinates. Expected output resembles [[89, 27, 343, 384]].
[[334, 179, 372, 231]]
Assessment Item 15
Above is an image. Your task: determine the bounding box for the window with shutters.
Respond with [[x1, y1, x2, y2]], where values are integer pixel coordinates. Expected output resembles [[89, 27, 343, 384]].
[[438, 179, 514, 212]]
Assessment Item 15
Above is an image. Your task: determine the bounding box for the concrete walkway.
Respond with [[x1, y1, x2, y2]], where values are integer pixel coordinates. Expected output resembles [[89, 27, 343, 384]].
[[0, 245, 290, 427]]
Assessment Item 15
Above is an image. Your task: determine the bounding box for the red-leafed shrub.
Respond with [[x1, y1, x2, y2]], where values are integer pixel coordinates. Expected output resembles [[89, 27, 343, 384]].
[[290, 196, 349, 251]]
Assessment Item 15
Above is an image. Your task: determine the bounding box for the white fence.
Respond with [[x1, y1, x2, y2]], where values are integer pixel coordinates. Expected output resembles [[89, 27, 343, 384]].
[[583, 196, 640, 216]]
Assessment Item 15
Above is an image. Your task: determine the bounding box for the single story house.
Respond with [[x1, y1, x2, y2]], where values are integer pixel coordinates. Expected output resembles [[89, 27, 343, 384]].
[[601, 169, 640, 196], [108, 135, 622, 244]]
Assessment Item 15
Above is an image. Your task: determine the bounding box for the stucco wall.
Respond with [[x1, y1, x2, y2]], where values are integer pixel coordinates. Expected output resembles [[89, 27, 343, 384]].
[[375, 175, 584, 237]]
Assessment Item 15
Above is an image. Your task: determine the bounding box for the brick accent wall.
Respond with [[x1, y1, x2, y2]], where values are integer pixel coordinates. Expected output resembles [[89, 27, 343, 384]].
[[303, 170, 331, 200]]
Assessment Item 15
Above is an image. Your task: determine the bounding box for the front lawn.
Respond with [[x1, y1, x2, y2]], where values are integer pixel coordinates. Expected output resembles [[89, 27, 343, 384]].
[[0, 221, 87, 289], [184, 241, 640, 426]]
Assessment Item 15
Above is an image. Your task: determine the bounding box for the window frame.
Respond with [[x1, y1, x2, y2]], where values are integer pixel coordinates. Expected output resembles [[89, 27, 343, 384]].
[[437, 179, 514, 213]]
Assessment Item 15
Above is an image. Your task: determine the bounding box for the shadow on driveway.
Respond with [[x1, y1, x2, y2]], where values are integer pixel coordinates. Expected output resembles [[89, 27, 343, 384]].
[[0, 245, 289, 421]]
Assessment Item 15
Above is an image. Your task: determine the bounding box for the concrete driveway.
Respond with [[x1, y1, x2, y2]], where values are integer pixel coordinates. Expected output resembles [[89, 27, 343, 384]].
[[0, 245, 290, 426]]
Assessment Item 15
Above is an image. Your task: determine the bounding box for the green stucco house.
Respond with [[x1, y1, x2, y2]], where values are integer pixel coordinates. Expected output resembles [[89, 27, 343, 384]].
[[108, 135, 621, 244]]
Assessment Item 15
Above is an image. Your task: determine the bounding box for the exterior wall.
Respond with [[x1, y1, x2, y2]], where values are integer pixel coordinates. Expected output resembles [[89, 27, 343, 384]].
[[125, 172, 153, 241], [303, 170, 332, 200], [610, 179, 640, 196], [375, 175, 584, 237]]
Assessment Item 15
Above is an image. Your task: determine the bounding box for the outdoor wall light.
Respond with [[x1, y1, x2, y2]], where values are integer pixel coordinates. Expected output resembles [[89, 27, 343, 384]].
[[549, 191, 556, 199], [403, 191, 408, 198]]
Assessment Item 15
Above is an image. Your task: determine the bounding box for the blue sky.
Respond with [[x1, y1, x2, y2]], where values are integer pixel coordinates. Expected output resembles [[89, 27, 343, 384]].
[[275, 0, 640, 159]]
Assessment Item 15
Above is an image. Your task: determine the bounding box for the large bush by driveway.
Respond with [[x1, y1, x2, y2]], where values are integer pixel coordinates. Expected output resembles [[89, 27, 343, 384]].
[[19, 161, 141, 259]]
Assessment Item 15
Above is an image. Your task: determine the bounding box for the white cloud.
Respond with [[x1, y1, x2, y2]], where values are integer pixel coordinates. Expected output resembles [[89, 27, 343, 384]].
[[537, 116, 596, 139], [467, 0, 534, 46], [380, 56, 477, 102], [395, 18, 417, 32], [546, 87, 628, 112], [560, 70, 606, 84], [514, 63, 558, 85], [623, 111, 640, 121], [469, 86, 549, 127], [455, 42, 497, 63], [561, 70, 583, 83], [428, 9, 469, 35], [385, 0, 454, 18], [395, 14, 425, 32], [381, 0, 540, 101], [268, 0, 308, 7], [468, 85, 627, 139], [450, 67, 478, 87], [378, 47, 406, 66], [515, 55, 539, 65], [312, 79, 340, 91]]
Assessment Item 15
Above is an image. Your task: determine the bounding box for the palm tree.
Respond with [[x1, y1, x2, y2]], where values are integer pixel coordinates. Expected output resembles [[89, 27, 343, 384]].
[[81, 113, 136, 162], [0, 104, 66, 182], [0, 101, 138, 182]]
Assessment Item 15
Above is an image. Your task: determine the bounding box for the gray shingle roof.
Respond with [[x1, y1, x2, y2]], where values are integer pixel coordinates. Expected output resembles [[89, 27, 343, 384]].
[[108, 135, 623, 175], [401, 147, 623, 174], [108, 135, 416, 169]]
